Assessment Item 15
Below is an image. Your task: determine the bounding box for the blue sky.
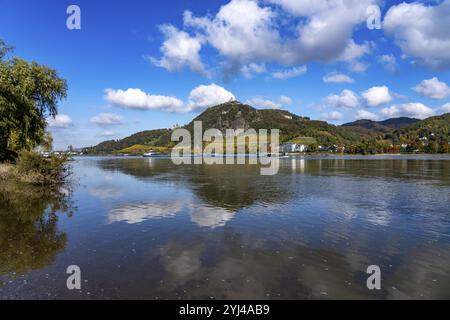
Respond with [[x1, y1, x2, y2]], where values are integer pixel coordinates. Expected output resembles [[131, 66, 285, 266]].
[[1, 0, 450, 149]]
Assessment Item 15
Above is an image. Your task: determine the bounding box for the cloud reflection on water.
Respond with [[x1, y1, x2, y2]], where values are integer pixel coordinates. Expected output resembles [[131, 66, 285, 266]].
[[108, 200, 235, 229]]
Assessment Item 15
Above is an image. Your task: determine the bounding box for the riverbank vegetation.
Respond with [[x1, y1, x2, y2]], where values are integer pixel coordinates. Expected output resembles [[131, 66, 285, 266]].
[[0, 151, 71, 186], [0, 39, 70, 185]]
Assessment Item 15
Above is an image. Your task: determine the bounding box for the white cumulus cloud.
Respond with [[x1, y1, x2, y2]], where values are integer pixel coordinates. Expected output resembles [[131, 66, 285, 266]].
[[105, 88, 185, 113], [187, 83, 235, 111], [323, 72, 354, 84], [240, 63, 266, 79], [246, 98, 281, 110], [90, 113, 123, 126], [272, 66, 307, 80], [362, 86, 392, 107], [270, 0, 376, 64], [337, 40, 373, 63], [356, 110, 379, 121], [150, 25, 209, 76], [47, 115, 73, 128], [439, 103, 450, 114], [348, 61, 369, 73], [324, 89, 359, 109], [321, 111, 343, 121], [413, 77, 450, 100], [184, 0, 281, 76], [246, 95, 293, 110], [153, 0, 376, 78], [383, 0, 450, 69], [278, 95, 292, 105], [381, 103, 435, 119], [105, 84, 235, 113], [378, 54, 397, 73]]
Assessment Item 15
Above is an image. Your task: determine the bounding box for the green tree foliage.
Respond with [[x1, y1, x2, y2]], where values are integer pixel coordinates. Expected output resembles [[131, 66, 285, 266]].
[[0, 39, 67, 161], [307, 143, 319, 152]]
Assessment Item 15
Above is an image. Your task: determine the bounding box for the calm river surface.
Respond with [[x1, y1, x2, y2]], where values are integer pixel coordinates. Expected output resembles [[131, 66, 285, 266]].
[[1, 155, 450, 299]]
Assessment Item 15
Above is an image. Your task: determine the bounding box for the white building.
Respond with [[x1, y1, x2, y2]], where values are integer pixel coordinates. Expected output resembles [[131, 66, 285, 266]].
[[280, 143, 307, 153]]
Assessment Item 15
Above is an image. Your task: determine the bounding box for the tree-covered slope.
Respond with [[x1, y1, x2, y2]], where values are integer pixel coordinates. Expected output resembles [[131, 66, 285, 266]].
[[379, 117, 420, 130], [84, 102, 449, 154], [85, 129, 172, 153], [340, 117, 420, 138], [389, 113, 450, 145], [186, 101, 352, 145]]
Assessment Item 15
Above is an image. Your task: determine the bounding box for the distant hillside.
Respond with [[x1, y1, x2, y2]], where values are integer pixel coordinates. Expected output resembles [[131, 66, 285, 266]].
[[340, 120, 393, 139], [86, 101, 357, 153], [186, 101, 352, 145], [342, 119, 390, 131], [388, 113, 450, 152], [84, 102, 449, 154], [85, 129, 171, 154], [379, 117, 420, 129], [340, 117, 420, 138]]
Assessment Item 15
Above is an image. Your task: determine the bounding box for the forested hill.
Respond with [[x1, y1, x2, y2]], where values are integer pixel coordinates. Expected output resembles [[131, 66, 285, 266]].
[[388, 113, 450, 152], [340, 117, 420, 137], [86, 129, 171, 153], [86, 101, 356, 153], [186, 101, 353, 144], [84, 102, 449, 154]]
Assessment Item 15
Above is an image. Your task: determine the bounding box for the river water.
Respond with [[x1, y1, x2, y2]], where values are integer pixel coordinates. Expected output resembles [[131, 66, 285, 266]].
[[1, 155, 449, 299]]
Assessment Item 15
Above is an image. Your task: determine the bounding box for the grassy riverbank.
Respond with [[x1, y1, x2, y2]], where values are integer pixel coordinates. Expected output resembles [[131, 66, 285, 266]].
[[0, 151, 71, 186]]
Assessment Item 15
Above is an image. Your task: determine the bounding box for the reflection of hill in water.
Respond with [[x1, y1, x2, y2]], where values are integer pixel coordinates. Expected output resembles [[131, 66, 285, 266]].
[[289, 157, 450, 184], [185, 165, 296, 211], [97, 157, 450, 215], [96, 158, 175, 178], [97, 158, 295, 211], [0, 183, 73, 280], [96, 157, 450, 229]]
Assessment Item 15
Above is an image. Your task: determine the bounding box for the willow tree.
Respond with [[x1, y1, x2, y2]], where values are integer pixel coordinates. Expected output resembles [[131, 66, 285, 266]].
[[0, 39, 67, 161]]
